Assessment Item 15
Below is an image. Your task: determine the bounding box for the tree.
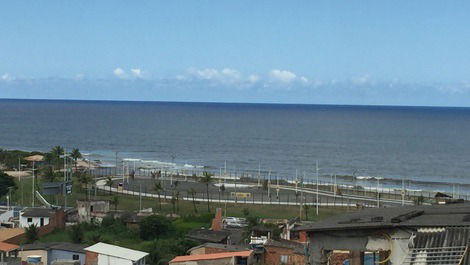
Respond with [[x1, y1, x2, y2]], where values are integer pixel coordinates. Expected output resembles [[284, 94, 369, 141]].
[[0, 171, 16, 198], [25, 224, 39, 243], [153, 181, 163, 210], [105, 176, 113, 194], [69, 224, 84, 243], [112, 195, 119, 210], [189, 188, 198, 213], [50, 146, 65, 169], [199, 171, 213, 213], [39, 166, 59, 182], [139, 215, 174, 240], [70, 148, 82, 170]]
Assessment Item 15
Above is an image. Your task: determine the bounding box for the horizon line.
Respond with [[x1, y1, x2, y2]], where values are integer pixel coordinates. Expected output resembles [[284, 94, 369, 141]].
[[1, 97, 469, 109]]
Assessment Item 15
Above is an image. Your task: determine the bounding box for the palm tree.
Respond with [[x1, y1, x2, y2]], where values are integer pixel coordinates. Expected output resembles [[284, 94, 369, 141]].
[[78, 172, 93, 199], [50, 146, 64, 169], [70, 148, 82, 170], [25, 224, 39, 243], [189, 188, 198, 213], [40, 166, 58, 182], [112, 195, 119, 210], [153, 181, 163, 210], [199, 171, 213, 213], [105, 176, 113, 194]]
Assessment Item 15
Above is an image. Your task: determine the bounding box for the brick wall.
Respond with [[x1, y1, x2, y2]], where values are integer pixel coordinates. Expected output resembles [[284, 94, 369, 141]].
[[264, 246, 305, 265], [85, 251, 98, 265]]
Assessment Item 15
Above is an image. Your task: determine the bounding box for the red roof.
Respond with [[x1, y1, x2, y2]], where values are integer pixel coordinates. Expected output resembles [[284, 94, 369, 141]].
[[170, 250, 252, 263], [0, 241, 19, 252]]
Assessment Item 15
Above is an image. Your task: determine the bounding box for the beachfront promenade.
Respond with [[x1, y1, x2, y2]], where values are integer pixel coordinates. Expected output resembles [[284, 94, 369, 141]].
[[95, 175, 416, 208]]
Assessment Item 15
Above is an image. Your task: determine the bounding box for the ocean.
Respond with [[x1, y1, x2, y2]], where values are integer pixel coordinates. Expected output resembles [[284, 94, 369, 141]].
[[1, 99, 470, 193]]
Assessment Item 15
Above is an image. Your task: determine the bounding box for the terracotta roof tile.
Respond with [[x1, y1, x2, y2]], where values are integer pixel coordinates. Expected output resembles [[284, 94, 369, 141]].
[[170, 250, 252, 263]]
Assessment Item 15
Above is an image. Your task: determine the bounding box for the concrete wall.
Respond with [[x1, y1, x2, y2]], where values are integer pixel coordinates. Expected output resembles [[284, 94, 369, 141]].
[[77, 201, 110, 223], [171, 257, 233, 265], [49, 250, 85, 265], [97, 254, 132, 265], [18, 249, 48, 265], [19, 216, 50, 228], [0, 210, 14, 223]]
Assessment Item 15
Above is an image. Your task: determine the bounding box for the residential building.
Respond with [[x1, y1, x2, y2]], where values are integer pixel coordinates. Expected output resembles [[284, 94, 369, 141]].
[[170, 250, 254, 265], [19, 208, 55, 228], [187, 243, 248, 255], [295, 203, 470, 265], [0, 241, 20, 265], [76, 200, 110, 223], [19, 242, 85, 265], [84, 242, 148, 265], [263, 239, 306, 265]]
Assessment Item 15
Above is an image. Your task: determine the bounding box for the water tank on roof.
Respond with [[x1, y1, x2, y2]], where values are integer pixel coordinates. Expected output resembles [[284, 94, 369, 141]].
[[27, 255, 42, 264]]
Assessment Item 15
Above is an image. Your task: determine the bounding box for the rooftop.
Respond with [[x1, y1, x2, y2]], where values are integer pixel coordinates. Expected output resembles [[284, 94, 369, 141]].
[[0, 241, 19, 252], [21, 242, 86, 253], [0, 228, 25, 241], [264, 239, 306, 255], [187, 243, 248, 254], [186, 228, 231, 243], [21, 208, 55, 218], [170, 250, 252, 263], [84, 242, 148, 261], [295, 203, 470, 232]]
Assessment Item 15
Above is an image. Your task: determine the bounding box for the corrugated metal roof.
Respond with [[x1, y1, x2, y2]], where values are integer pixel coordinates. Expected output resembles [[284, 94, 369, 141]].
[[170, 250, 253, 263], [405, 226, 470, 265], [295, 204, 470, 232], [84, 242, 148, 261]]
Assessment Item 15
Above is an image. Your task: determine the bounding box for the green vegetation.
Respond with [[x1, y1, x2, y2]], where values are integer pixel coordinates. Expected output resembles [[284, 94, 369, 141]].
[[0, 170, 16, 199], [25, 224, 39, 243]]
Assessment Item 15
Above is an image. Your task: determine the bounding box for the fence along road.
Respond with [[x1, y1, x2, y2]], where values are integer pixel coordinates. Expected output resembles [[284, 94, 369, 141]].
[[94, 176, 415, 208]]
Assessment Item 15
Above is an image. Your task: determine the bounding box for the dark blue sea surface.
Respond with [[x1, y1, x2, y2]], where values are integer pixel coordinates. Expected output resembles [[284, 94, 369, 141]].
[[1, 99, 470, 191]]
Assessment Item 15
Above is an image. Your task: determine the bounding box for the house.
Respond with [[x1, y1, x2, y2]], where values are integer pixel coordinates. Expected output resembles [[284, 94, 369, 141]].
[[295, 203, 470, 265], [19, 208, 55, 228], [84, 242, 148, 265], [19, 242, 85, 265], [263, 239, 306, 265], [186, 228, 232, 244], [170, 250, 254, 265], [187, 243, 248, 255], [0, 241, 20, 265], [76, 200, 110, 223]]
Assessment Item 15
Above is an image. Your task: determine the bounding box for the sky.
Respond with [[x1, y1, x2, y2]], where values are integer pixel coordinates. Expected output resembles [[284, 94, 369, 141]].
[[1, 1, 470, 106]]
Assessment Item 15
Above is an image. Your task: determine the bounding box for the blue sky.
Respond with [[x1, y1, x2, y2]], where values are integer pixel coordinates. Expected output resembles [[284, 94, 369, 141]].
[[1, 1, 470, 106]]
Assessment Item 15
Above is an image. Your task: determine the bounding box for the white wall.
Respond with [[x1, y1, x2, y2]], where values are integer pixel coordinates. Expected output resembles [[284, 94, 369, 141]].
[[0, 210, 14, 223], [97, 254, 132, 265], [19, 215, 50, 228]]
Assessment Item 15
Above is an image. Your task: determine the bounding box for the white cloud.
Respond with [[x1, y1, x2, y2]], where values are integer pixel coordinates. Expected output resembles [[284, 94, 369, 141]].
[[248, 74, 260, 83], [187, 67, 243, 84], [75, 73, 85, 80], [1, 73, 14, 81], [351, 75, 371, 85], [269, 69, 297, 83], [131, 68, 143, 78], [113, 68, 127, 79]]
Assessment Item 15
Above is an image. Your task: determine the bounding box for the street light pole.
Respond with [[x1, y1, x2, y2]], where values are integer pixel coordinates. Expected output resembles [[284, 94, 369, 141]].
[[316, 160, 319, 216]]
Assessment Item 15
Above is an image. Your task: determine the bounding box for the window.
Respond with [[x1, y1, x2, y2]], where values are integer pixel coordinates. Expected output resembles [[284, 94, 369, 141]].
[[90, 205, 94, 212], [72, 255, 79, 260], [27, 217, 32, 223], [280, 255, 288, 265]]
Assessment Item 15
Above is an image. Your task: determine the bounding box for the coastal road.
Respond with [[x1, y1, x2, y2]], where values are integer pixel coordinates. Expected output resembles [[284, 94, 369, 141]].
[[96, 176, 414, 207]]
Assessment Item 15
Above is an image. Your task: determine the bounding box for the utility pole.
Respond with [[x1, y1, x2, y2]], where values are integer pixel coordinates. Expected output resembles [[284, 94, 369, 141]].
[[19, 157, 23, 205], [376, 178, 380, 208], [257, 162, 261, 187], [32, 161, 35, 207], [316, 160, 319, 216], [402, 178, 405, 206], [267, 169, 271, 200], [64, 148, 67, 209]]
